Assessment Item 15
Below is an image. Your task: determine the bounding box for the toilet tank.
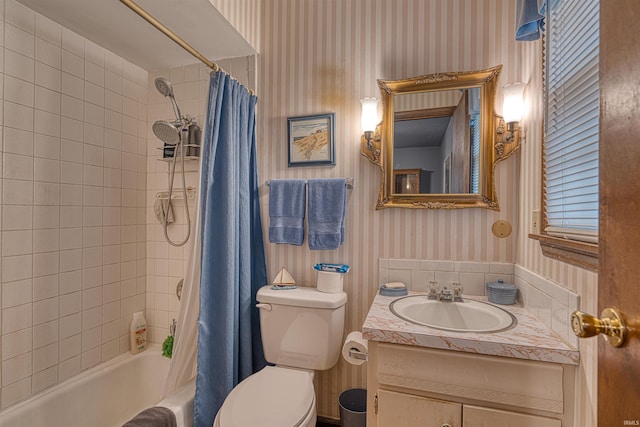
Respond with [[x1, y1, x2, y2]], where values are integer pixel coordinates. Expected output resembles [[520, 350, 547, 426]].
[[256, 286, 347, 371]]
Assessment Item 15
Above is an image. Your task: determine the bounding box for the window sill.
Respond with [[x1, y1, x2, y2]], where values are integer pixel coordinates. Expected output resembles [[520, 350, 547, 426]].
[[529, 233, 598, 272]]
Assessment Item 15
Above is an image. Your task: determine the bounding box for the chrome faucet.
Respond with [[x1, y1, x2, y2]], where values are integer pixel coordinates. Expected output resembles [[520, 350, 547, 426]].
[[427, 281, 464, 302], [439, 287, 454, 302]]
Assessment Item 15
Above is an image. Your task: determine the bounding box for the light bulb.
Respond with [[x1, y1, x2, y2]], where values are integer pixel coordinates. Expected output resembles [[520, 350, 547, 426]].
[[360, 98, 379, 133], [502, 83, 526, 124]]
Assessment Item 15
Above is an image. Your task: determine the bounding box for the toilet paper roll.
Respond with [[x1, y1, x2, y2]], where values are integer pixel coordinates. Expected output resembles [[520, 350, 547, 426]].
[[342, 331, 368, 366]]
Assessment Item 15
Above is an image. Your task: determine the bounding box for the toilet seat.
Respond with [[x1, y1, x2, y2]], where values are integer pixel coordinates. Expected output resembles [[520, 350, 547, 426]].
[[216, 366, 315, 427]]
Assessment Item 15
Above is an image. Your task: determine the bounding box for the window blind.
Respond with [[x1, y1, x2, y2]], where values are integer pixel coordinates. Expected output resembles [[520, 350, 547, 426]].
[[544, 0, 599, 243]]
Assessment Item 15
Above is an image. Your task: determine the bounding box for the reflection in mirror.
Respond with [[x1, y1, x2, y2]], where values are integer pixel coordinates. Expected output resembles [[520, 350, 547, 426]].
[[392, 88, 481, 194], [360, 65, 521, 210]]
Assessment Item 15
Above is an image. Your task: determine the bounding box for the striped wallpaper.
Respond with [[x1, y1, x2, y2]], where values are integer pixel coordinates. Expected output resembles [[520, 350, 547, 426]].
[[209, 1, 598, 424], [0, 0, 597, 420], [256, 0, 520, 419], [516, 38, 598, 427]]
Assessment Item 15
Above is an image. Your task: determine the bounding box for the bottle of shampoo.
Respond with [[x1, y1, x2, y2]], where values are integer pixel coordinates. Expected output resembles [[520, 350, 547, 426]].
[[130, 311, 147, 354]]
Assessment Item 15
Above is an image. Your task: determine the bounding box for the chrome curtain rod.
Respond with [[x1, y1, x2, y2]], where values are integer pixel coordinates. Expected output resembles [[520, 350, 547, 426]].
[[119, 0, 254, 95]]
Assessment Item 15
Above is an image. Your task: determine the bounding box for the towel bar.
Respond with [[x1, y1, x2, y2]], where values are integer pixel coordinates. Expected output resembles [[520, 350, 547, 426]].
[[264, 177, 354, 189]]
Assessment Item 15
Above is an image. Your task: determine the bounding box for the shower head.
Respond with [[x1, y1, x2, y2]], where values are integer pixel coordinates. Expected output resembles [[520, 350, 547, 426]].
[[155, 77, 174, 98], [153, 120, 181, 145], [155, 77, 183, 121]]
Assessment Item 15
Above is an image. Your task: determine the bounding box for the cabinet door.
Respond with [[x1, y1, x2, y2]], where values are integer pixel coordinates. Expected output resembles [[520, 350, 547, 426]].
[[378, 389, 461, 427], [462, 405, 561, 427]]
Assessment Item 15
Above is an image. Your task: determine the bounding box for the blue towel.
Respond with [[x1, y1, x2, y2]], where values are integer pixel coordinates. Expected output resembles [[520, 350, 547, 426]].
[[308, 178, 346, 250], [516, 0, 545, 41], [268, 179, 306, 245]]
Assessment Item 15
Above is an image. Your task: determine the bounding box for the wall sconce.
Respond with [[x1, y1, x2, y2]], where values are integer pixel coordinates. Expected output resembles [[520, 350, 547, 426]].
[[361, 97, 379, 148], [501, 83, 526, 144], [360, 97, 382, 165]]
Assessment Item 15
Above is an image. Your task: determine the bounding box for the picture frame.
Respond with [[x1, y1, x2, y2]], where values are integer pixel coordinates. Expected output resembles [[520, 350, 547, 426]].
[[287, 113, 336, 167]]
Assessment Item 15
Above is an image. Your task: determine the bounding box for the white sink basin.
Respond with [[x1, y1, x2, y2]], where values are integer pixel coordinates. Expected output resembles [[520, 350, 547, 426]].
[[390, 296, 516, 333]]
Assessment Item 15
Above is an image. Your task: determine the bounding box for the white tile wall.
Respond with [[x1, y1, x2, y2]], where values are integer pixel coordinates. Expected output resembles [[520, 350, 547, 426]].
[[144, 63, 202, 343], [0, 0, 147, 409], [145, 57, 256, 343], [0, 0, 255, 410]]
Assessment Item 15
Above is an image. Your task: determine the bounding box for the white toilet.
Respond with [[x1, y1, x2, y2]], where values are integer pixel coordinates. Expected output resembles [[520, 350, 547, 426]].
[[213, 285, 347, 427]]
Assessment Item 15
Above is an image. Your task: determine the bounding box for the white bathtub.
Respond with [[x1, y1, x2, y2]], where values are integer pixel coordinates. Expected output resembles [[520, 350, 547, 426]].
[[0, 345, 195, 427]]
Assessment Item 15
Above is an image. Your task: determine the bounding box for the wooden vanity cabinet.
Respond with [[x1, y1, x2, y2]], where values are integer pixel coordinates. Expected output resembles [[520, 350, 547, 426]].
[[367, 342, 575, 427], [463, 406, 561, 427], [378, 390, 461, 427]]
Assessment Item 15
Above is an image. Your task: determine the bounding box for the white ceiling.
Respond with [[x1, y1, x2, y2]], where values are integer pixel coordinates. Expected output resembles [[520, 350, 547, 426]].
[[395, 117, 451, 149], [16, 0, 256, 71]]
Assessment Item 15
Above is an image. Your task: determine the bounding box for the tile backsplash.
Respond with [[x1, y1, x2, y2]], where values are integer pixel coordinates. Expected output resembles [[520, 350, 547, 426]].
[[379, 258, 515, 296], [379, 259, 579, 347], [514, 264, 580, 347]]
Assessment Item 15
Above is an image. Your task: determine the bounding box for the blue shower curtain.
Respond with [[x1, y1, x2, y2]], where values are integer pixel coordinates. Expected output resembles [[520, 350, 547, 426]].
[[194, 71, 268, 427]]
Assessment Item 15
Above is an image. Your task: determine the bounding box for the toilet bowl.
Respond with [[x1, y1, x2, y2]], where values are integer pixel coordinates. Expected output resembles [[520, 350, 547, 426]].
[[213, 286, 347, 427], [213, 366, 316, 427]]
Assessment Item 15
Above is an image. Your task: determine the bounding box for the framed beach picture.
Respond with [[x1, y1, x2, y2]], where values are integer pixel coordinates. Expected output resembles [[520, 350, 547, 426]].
[[287, 113, 336, 167]]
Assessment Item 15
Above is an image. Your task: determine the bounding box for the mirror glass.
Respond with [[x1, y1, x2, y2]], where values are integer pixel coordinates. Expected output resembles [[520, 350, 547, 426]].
[[360, 65, 520, 210], [392, 87, 482, 194]]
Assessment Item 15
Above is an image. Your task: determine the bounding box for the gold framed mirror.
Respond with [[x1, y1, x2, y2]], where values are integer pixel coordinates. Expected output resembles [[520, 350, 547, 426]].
[[361, 65, 520, 210]]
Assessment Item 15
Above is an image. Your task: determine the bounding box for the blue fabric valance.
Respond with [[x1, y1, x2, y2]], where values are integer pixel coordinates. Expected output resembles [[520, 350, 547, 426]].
[[516, 0, 546, 41]]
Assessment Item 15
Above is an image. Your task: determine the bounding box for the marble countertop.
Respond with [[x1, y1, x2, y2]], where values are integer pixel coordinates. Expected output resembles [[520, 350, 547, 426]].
[[362, 292, 579, 365]]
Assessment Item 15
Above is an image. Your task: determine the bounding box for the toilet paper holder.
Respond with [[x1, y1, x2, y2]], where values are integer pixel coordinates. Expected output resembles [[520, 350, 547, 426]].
[[348, 347, 368, 361]]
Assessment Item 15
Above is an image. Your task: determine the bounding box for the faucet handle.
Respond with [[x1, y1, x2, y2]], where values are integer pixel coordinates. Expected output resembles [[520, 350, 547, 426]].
[[452, 282, 464, 301]]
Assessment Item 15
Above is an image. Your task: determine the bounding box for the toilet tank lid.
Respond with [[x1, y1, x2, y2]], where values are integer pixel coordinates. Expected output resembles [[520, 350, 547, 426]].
[[257, 286, 347, 309]]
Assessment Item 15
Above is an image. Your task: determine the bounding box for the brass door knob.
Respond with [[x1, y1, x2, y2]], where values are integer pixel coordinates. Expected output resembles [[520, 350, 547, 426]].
[[571, 308, 627, 347]]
